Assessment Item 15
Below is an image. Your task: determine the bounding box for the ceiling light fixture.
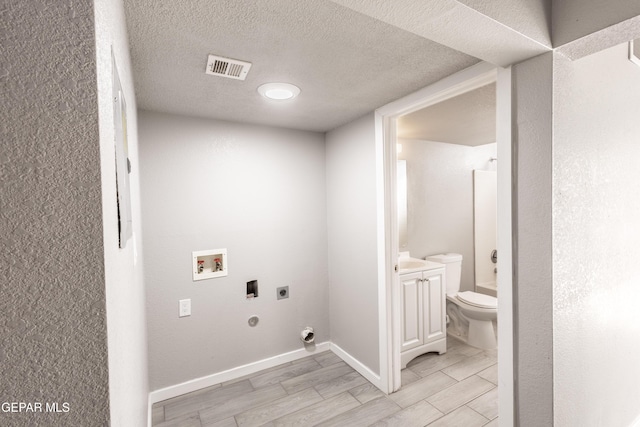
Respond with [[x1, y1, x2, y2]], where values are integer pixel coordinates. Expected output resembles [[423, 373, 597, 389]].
[[258, 83, 300, 101]]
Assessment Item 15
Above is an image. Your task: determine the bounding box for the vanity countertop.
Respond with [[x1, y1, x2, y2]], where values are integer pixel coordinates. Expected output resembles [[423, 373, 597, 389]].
[[398, 257, 444, 274]]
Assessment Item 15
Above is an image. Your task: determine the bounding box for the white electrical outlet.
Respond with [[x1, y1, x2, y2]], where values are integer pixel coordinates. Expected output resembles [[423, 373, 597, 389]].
[[179, 299, 191, 317]]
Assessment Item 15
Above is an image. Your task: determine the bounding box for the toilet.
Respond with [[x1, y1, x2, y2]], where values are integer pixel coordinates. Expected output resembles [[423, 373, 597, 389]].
[[425, 253, 497, 349]]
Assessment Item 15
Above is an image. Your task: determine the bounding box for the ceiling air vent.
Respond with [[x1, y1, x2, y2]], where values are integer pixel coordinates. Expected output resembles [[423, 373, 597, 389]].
[[205, 55, 252, 81]]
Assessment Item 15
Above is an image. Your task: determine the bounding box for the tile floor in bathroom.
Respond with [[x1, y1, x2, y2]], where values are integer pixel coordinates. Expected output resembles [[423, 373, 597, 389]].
[[151, 337, 498, 427]]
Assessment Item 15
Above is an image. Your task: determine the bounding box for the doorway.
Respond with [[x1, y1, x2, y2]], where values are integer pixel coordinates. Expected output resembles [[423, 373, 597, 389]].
[[375, 62, 513, 422]]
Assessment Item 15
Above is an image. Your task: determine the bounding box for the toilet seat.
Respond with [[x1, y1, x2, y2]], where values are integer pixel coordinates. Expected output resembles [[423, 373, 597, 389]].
[[457, 291, 497, 309]]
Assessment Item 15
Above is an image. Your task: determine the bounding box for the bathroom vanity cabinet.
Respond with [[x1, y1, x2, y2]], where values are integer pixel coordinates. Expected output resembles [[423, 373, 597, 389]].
[[399, 264, 447, 368]]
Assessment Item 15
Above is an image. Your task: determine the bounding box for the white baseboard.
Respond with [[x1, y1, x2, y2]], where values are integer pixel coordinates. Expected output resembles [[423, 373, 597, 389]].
[[149, 342, 330, 404], [329, 342, 384, 392]]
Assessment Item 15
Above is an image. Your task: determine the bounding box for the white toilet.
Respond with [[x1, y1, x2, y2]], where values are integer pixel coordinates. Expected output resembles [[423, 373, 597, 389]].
[[425, 253, 497, 349]]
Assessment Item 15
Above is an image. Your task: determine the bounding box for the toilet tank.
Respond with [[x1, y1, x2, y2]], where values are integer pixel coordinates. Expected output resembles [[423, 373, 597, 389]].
[[425, 253, 462, 296]]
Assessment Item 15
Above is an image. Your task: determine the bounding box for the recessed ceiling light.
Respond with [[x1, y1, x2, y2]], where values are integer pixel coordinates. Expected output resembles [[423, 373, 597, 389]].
[[258, 83, 300, 101]]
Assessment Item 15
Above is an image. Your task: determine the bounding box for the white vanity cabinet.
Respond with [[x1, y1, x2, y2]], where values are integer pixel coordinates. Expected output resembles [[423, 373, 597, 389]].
[[399, 264, 447, 368]]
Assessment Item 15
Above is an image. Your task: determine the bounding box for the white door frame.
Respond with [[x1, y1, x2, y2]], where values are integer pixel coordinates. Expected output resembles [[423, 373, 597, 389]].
[[375, 61, 514, 424]]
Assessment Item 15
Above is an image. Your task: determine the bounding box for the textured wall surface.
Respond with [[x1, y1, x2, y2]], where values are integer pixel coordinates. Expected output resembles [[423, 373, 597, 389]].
[[457, 0, 551, 47], [0, 1, 110, 425], [512, 52, 554, 426], [327, 0, 551, 66], [139, 111, 329, 391], [553, 42, 640, 426], [94, 0, 150, 425], [325, 113, 380, 375], [398, 140, 496, 292]]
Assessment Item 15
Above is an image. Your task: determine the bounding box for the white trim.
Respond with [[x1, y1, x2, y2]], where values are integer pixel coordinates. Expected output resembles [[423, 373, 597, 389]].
[[631, 412, 640, 427], [330, 342, 383, 391], [147, 395, 153, 427], [148, 342, 330, 404], [375, 60, 514, 420], [375, 106, 392, 394], [496, 66, 514, 427], [376, 62, 497, 117], [630, 40, 640, 67]]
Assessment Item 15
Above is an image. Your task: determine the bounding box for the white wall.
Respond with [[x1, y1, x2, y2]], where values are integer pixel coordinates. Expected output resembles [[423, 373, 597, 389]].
[[511, 52, 554, 426], [94, 0, 150, 425], [326, 113, 381, 375], [553, 42, 640, 426], [138, 111, 329, 391], [398, 139, 496, 292]]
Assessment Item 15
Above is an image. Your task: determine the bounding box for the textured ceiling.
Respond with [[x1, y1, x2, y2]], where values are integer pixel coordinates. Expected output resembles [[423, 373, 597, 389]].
[[397, 83, 495, 146], [326, 0, 551, 66], [124, 0, 479, 132]]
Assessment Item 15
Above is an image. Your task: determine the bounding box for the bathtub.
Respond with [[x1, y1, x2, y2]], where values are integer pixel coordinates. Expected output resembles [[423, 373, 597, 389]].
[[476, 281, 497, 297]]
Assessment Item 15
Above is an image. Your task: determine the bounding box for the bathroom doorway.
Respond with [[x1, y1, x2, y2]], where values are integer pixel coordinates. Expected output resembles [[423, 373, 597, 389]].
[[375, 62, 513, 422]]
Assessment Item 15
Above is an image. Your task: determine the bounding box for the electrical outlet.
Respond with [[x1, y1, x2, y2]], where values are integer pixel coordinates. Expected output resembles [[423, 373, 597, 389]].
[[277, 286, 289, 300], [179, 299, 191, 317]]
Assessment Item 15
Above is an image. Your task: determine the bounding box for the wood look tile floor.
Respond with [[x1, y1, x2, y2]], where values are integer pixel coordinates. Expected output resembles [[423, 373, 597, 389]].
[[152, 337, 498, 427]]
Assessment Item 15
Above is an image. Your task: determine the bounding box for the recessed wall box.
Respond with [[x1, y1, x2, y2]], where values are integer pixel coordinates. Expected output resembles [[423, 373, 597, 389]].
[[192, 248, 227, 281], [246, 280, 258, 298]]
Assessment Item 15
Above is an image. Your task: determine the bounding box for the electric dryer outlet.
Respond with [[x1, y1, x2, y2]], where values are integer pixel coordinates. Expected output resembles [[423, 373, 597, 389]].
[[276, 286, 289, 300]]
